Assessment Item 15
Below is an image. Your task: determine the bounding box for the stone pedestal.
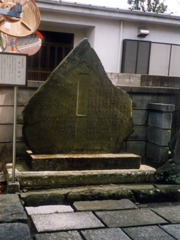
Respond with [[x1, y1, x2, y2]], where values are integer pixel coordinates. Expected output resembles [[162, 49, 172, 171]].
[[26, 151, 141, 171], [146, 103, 175, 164]]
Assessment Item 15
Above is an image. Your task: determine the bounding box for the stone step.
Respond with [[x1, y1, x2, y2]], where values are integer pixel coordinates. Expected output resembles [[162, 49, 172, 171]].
[[19, 183, 180, 206], [5, 162, 155, 190], [26, 151, 141, 171]]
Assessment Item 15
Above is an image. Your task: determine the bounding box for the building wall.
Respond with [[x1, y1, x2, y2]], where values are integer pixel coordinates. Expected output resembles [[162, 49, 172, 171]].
[[123, 21, 180, 44], [39, 11, 121, 73]]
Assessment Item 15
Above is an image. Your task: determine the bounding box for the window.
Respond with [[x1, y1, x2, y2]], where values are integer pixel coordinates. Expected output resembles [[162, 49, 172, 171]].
[[121, 39, 151, 74], [28, 31, 74, 81]]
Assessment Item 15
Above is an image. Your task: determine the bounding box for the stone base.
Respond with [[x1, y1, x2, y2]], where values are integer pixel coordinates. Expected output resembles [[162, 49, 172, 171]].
[[5, 162, 155, 190], [7, 181, 20, 193], [26, 151, 141, 171]]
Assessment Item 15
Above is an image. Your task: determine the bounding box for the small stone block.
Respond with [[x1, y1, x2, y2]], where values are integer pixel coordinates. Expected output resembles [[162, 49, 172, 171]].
[[0, 223, 32, 240], [31, 212, 105, 232], [148, 103, 175, 112], [123, 226, 175, 240], [151, 206, 180, 223], [35, 231, 83, 240], [81, 228, 131, 240], [161, 224, 180, 239], [73, 199, 137, 211], [25, 205, 74, 215], [95, 209, 167, 227], [7, 181, 20, 193]]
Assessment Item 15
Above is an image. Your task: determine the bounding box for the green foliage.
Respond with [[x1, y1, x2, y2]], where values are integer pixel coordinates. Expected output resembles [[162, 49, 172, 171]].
[[127, 0, 167, 13]]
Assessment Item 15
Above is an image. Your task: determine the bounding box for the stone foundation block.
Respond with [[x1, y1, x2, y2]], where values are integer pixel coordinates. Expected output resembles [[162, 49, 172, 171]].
[[147, 127, 171, 146], [146, 142, 169, 163]]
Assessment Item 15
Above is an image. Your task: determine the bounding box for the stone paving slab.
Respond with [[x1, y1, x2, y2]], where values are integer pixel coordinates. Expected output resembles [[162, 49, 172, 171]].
[[0, 194, 28, 223], [35, 231, 83, 240], [81, 228, 131, 240], [73, 199, 137, 211], [31, 212, 105, 232], [123, 225, 176, 240], [0, 194, 21, 205], [151, 205, 180, 223], [95, 209, 167, 227], [0, 223, 32, 240], [25, 205, 74, 215], [161, 224, 180, 239]]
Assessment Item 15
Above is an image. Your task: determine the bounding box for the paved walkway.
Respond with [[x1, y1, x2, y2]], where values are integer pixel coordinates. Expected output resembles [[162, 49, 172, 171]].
[[0, 194, 180, 239]]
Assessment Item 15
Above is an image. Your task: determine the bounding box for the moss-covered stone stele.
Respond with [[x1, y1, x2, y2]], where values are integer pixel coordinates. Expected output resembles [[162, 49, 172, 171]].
[[23, 39, 133, 154]]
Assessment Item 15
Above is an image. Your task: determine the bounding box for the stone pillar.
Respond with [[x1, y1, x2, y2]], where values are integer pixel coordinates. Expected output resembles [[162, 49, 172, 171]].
[[146, 103, 175, 164]]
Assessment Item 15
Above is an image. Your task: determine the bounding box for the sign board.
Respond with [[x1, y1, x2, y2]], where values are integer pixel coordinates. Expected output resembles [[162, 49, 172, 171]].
[[0, 52, 27, 86]]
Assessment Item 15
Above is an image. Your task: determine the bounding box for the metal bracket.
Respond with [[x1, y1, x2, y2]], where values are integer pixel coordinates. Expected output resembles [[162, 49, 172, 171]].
[[0, 2, 22, 18]]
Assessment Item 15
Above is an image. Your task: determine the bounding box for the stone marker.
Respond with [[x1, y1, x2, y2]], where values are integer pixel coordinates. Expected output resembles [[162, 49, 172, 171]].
[[23, 38, 133, 154]]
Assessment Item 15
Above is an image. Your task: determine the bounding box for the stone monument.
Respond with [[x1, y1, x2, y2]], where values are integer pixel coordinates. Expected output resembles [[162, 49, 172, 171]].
[[22, 39, 138, 170]]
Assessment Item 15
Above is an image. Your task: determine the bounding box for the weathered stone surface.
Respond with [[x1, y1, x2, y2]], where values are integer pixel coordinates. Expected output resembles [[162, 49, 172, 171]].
[[148, 103, 175, 113], [141, 75, 180, 88], [132, 110, 148, 125], [28, 152, 141, 171], [35, 231, 83, 240], [7, 181, 20, 193], [25, 205, 73, 215], [73, 199, 137, 211], [0, 194, 28, 223], [161, 224, 180, 239], [151, 206, 180, 223], [0, 223, 32, 240], [20, 185, 136, 206], [20, 192, 65, 206], [126, 141, 146, 157], [81, 228, 131, 240], [147, 127, 171, 146], [148, 111, 173, 129], [123, 226, 175, 240], [146, 142, 169, 163], [31, 212, 104, 232], [155, 161, 180, 184], [95, 209, 167, 227], [23, 39, 133, 154], [12, 166, 155, 189]]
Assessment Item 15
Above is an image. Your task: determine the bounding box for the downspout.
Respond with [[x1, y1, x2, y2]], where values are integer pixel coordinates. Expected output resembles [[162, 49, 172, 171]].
[[117, 20, 123, 73]]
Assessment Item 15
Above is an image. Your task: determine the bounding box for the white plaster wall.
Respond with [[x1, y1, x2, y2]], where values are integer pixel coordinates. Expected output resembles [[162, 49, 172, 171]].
[[123, 21, 180, 45], [40, 11, 121, 72]]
